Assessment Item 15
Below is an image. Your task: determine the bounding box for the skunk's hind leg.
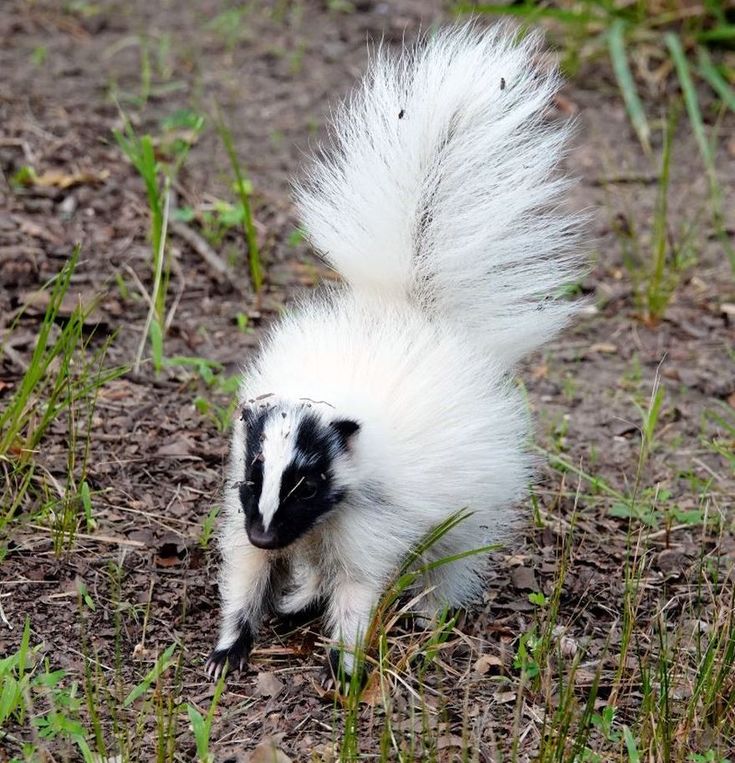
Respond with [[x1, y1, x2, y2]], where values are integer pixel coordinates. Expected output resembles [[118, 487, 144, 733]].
[[207, 540, 271, 680]]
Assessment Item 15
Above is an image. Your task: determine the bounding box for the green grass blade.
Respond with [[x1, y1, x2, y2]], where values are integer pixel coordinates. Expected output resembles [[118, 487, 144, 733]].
[[452, 2, 595, 25], [215, 111, 263, 292], [666, 32, 735, 272], [646, 107, 676, 321], [187, 704, 208, 759], [123, 643, 176, 708], [666, 34, 713, 179], [696, 24, 735, 44], [697, 46, 735, 113], [0, 246, 79, 453], [608, 19, 651, 155], [149, 318, 164, 374], [623, 725, 641, 762]]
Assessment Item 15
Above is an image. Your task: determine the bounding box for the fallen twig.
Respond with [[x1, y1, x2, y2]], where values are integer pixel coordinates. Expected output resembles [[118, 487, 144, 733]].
[[170, 220, 247, 295]]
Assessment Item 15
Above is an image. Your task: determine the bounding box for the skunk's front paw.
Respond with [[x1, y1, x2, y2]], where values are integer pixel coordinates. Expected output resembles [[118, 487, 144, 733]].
[[206, 622, 253, 680]]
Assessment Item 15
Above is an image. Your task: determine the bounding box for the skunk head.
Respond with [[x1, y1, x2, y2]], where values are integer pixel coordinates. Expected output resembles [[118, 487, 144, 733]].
[[237, 401, 360, 550]]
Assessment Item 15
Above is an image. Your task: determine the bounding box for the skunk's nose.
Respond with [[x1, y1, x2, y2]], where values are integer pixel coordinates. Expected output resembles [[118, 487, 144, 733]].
[[247, 522, 281, 550]]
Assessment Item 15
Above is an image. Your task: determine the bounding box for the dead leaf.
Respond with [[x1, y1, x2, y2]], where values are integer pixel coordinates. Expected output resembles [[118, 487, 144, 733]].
[[310, 743, 337, 763], [559, 635, 578, 658], [574, 669, 598, 687], [154, 540, 186, 568], [157, 437, 194, 458], [247, 739, 292, 763], [311, 677, 337, 703], [530, 363, 548, 381], [256, 671, 284, 698], [17, 217, 63, 244], [98, 381, 134, 402], [28, 168, 110, 189], [356, 669, 383, 706], [132, 643, 157, 661], [589, 342, 618, 354], [473, 653, 504, 676], [437, 735, 465, 750], [510, 566, 538, 592]]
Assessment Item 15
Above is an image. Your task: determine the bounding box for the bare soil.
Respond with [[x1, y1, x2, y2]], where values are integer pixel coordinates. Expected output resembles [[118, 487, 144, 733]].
[[1, 1, 734, 760]]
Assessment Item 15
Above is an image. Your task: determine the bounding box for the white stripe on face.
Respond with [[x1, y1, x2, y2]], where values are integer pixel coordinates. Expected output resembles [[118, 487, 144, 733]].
[[257, 409, 301, 530]]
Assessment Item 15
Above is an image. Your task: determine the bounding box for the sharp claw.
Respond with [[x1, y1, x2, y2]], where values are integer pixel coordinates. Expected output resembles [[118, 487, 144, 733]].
[[207, 627, 252, 680]]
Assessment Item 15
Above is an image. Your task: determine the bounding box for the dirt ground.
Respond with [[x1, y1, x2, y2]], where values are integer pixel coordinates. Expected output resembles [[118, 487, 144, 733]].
[[1, 1, 734, 760]]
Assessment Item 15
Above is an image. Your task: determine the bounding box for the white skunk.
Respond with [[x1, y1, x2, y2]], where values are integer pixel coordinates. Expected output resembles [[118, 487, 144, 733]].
[[207, 24, 581, 679]]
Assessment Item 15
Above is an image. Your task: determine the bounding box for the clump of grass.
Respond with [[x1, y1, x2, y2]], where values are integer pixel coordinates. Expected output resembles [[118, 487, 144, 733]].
[[113, 120, 170, 373], [214, 110, 264, 293], [605, 104, 700, 324], [532, 360, 735, 760], [206, 6, 253, 52], [106, 33, 185, 108], [114, 109, 204, 373], [0, 247, 124, 547], [643, 105, 677, 322], [703, 403, 735, 475], [173, 198, 248, 250], [664, 30, 733, 271], [0, 618, 95, 760], [1, 619, 186, 760], [163, 354, 240, 432]]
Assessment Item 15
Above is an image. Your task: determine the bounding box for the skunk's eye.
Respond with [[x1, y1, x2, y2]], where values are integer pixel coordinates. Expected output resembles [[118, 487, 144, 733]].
[[296, 477, 319, 501]]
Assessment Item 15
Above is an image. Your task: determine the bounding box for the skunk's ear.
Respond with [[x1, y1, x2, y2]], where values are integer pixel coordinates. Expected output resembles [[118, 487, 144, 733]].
[[331, 419, 360, 450]]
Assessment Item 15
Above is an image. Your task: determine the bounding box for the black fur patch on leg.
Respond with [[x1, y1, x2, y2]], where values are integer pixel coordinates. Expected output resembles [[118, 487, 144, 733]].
[[277, 598, 325, 631], [206, 620, 253, 680], [327, 647, 343, 679], [320, 648, 369, 693]]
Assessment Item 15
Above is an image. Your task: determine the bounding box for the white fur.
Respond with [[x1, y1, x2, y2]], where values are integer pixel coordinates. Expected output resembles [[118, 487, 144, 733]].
[[258, 411, 300, 530], [213, 23, 582, 674], [296, 23, 581, 368]]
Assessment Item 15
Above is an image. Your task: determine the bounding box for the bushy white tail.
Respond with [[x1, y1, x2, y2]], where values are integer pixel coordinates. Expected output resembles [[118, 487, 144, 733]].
[[296, 24, 582, 368]]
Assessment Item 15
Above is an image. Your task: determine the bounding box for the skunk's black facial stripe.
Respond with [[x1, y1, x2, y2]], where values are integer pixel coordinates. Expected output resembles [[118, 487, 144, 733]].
[[240, 407, 271, 516]]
